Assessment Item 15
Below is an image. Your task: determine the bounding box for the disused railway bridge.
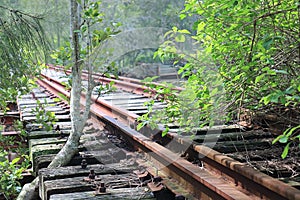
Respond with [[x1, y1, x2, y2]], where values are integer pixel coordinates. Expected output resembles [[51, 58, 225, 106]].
[[1, 67, 300, 200]]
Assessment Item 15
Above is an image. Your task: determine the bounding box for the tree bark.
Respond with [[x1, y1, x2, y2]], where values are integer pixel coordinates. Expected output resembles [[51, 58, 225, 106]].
[[48, 0, 83, 168], [18, 1, 90, 198], [18, 0, 100, 198]]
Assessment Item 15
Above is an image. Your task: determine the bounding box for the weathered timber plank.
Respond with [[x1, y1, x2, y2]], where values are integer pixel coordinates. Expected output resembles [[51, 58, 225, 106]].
[[101, 94, 146, 100], [110, 99, 154, 105], [82, 149, 127, 164], [129, 110, 148, 115], [80, 133, 106, 143], [29, 138, 67, 149], [21, 109, 69, 117], [79, 140, 122, 151], [34, 154, 56, 173], [32, 146, 127, 174], [52, 121, 73, 129], [125, 105, 166, 111], [28, 130, 71, 139], [208, 139, 273, 153], [32, 146, 119, 169], [23, 114, 70, 122], [42, 173, 142, 200], [21, 106, 66, 113], [21, 93, 49, 99], [34, 153, 112, 173], [43, 176, 93, 200], [39, 162, 138, 180], [18, 98, 56, 106], [186, 131, 273, 142], [115, 101, 165, 107], [19, 103, 68, 109], [49, 188, 155, 200], [34, 154, 101, 174], [30, 143, 64, 165], [169, 124, 242, 134]]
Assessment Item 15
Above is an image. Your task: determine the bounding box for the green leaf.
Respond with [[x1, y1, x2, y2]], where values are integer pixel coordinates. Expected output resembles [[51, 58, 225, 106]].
[[175, 34, 186, 42], [279, 136, 288, 143], [178, 29, 191, 34], [255, 74, 265, 84], [180, 13, 186, 20], [11, 157, 20, 165], [281, 142, 291, 159], [53, 98, 61, 102], [272, 135, 284, 144], [81, 25, 87, 33], [164, 30, 174, 38], [137, 121, 147, 131], [162, 126, 169, 137], [172, 26, 178, 33], [263, 38, 273, 50], [286, 124, 300, 137], [197, 21, 206, 32], [232, 73, 244, 81], [267, 69, 276, 75]]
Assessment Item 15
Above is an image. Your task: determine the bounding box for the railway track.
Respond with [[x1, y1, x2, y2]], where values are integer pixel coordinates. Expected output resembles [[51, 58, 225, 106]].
[[1, 65, 299, 199], [30, 66, 300, 199], [44, 66, 300, 181]]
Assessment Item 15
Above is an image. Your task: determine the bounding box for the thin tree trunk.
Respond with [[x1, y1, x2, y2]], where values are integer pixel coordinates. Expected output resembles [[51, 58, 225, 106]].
[[17, 1, 96, 198], [48, 0, 83, 168]]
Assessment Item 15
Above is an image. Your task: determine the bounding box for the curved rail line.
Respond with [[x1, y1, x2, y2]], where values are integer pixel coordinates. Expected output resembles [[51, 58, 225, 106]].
[[47, 64, 183, 96], [37, 69, 300, 200]]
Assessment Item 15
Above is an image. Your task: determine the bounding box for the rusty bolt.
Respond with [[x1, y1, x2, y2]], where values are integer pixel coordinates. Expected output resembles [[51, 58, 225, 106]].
[[89, 169, 95, 179], [81, 159, 87, 169], [99, 182, 106, 193]]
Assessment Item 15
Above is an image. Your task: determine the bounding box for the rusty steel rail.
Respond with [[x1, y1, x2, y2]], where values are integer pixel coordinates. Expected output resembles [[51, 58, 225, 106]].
[[163, 132, 300, 200], [37, 72, 300, 200], [37, 76, 138, 125], [46, 64, 183, 97], [36, 76, 252, 199]]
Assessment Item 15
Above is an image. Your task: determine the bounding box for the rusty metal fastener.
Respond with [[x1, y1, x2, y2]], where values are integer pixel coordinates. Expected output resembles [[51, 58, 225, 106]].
[[81, 159, 87, 169], [147, 182, 164, 192], [94, 182, 111, 196], [56, 125, 64, 138], [99, 182, 106, 193], [89, 169, 95, 179]]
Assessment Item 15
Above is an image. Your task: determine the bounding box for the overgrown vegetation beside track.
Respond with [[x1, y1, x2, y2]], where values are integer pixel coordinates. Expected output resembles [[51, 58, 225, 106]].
[[138, 0, 300, 158]]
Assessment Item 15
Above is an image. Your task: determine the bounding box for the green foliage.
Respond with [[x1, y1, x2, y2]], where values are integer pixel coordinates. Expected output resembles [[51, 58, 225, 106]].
[[0, 5, 48, 109], [57, 93, 70, 104], [51, 0, 121, 100], [30, 99, 57, 131], [0, 120, 30, 199], [51, 0, 121, 68], [50, 42, 72, 66], [272, 124, 300, 159], [0, 151, 30, 200], [80, 0, 121, 48], [137, 0, 300, 158], [95, 81, 117, 97], [177, 0, 300, 111]]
